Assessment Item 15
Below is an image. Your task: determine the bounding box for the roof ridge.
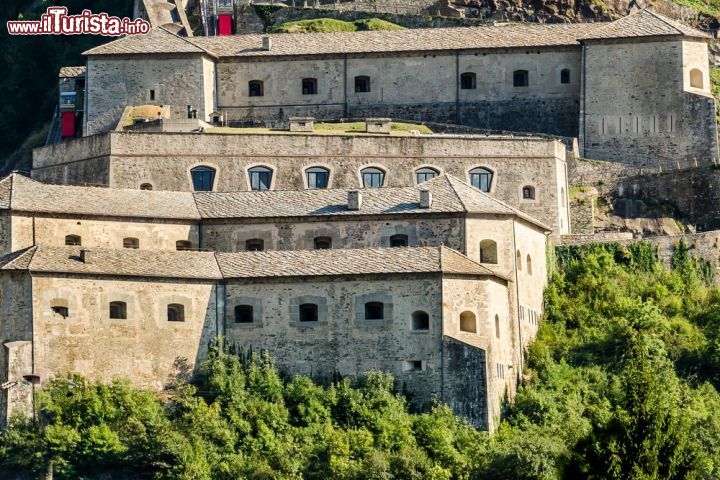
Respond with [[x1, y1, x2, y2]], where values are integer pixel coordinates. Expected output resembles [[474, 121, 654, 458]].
[[167, 27, 218, 58], [643, 9, 684, 35], [0, 246, 38, 271], [441, 174, 471, 213]]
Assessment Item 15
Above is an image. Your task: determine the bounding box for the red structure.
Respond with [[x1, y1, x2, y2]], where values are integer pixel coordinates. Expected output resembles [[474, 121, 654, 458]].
[[61, 112, 76, 137], [218, 14, 232, 36]]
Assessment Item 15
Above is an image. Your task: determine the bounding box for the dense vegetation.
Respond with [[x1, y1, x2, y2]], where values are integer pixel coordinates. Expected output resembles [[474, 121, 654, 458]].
[[272, 17, 404, 33], [0, 0, 133, 173], [2, 241, 720, 478]]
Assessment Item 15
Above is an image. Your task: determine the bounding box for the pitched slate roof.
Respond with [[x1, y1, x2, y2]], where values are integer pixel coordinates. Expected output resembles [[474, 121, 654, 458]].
[[59, 66, 87, 78], [0, 246, 222, 279], [579, 8, 710, 40], [83, 11, 708, 59], [0, 174, 200, 220], [83, 26, 209, 56], [195, 174, 549, 229], [216, 245, 501, 279]]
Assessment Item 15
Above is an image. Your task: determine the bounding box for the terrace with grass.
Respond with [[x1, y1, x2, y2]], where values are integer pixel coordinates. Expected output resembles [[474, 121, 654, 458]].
[[205, 121, 433, 136]]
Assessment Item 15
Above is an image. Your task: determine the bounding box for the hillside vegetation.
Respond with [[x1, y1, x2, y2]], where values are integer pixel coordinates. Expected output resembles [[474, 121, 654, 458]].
[[2, 241, 720, 478], [272, 17, 404, 33]]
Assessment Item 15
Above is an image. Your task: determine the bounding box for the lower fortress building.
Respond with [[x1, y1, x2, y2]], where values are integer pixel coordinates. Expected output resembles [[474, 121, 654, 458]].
[[0, 173, 547, 430]]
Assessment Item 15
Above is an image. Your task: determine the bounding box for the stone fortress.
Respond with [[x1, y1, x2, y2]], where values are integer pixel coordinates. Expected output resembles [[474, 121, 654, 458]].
[[1, 8, 718, 430]]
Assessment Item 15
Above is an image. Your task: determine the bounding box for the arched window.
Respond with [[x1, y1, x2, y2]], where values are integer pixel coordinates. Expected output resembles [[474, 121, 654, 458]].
[[469, 167, 493, 192], [65, 235, 81, 246], [249, 80, 264, 97], [302, 78, 318, 95], [460, 311, 476, 333], [522, 185, 535, 200], [176, 240, 192, 251], [527, 254, 532, 275], [460, 72, 476, 90], [411, 311, 430, 331], [234, 305, 254, 323], [299, 303, 319, 322], [246, 239, 264, 251], [361, 167, 385, 188], [415, 167, 438, 184], [365, 302, 384, 320], [516, 250, 522, 270], [306, 166, 329, 189], [167, 304, 185, 322], [479, 239, 498, 264], [495, 314, 500, 339], [513, 70, 529, 87], [109, 301, 127, 319], [354, 75, 370, 93], [123, 237, 139, 249], [140, 183, 153, 191], [248, 166, 272, 191], [390, 234, 408, 247], [314, 237, 332, 249], [560, 69, 570, 85], [51, 299, 69, 319], [190, 166, 216, 192], [690, 68, 703, 88]]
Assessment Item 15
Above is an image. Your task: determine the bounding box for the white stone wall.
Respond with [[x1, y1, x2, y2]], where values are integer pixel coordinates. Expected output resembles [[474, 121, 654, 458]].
[[30, 275, 218, 390]]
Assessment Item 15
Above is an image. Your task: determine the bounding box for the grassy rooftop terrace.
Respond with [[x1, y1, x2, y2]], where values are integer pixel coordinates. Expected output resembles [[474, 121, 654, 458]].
[[204, 121, 434, 136]]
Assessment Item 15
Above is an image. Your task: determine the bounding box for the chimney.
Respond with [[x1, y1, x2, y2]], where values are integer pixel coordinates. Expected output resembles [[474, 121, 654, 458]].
[[79, 249, 90, 264], [348, 191, 362, 210], [262, 36, 272, 51], [420, 190, 432, 208]]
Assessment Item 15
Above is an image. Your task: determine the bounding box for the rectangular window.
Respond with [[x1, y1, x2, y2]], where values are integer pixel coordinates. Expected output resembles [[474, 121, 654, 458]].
[[149, 89, 155, 101], [403, 360, 424, 372]]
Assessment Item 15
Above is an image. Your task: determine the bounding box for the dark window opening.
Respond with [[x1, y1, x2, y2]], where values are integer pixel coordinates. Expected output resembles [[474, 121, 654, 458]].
[[65, 235, 81, 246], [354, 75, 370, 93], [234, 305, 254, 323], [513, 70, 529, 87], [167, 303, 185, 322], [390, 234, 408, 247], [246, 239, 264, 251], [190, 166, 216, 192], [469, 167, 493, 192], [149, 89, 155, 101], [361, 167, 385, 188], [404, 360, 423, 372], [109, 301, 127, 319], [415, 167, 438, 184], [123, 237, 139, 249], [365, 301, 384, 320], [411, 311, 430, 331], [248, 166, 272, 191], [249, 80, 264, 97], [522, 186, 535, 199], [176, 240, 192, 251], [51, 299, 69, 319], [299, 303, 319, 322], [306, 167, 329, 189], [560, 69, 570, 85], [314, 237, 332, 249], [460, 72, 477, 90], [140, 183, 153, 191], [302, 78, 318, 95]]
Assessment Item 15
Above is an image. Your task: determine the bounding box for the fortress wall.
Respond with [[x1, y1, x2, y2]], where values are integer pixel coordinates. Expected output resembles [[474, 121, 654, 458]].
[[224, 274, 446, 409], [582, 38, 719, 167], [85, 54, 211, 136], [202, 216, 465, 252], [31, 275, 218, 390], [218, 48, 582, 136]]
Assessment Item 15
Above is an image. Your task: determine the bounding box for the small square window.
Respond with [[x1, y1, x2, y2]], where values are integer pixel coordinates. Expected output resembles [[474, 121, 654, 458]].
[[403, 360, 423, 372]]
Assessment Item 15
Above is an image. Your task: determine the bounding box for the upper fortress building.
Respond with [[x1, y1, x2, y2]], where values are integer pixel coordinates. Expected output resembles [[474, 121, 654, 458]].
[[78, 8, 718, 167]]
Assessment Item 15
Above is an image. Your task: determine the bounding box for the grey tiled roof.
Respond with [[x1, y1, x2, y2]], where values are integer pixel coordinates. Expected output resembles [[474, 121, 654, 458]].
[[0, 245, 222, 279], [59, 66, 87, 78], [83, 11, 708, 58], [83, 26, 208, 56], [0, 174, 200, 220], [579, 9, 710, 40], [216, 245, 501, 279], [0, 245, 501, 280]]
